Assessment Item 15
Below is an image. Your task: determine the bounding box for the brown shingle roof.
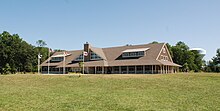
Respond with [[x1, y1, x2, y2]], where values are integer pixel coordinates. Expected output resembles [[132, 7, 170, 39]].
[[90, 46, 107, 60], [41, 43, 181, 67]]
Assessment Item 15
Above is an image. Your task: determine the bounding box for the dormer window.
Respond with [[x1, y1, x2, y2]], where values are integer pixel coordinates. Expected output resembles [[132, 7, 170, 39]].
[[51, 57, 64, 62], [122, 48, 149, 58], [51, 53, 71, 62], [90, 51, 102, 60]]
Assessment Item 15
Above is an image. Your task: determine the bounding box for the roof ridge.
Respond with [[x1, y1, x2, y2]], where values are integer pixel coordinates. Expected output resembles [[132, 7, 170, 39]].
[[102, 42, 165, 49]]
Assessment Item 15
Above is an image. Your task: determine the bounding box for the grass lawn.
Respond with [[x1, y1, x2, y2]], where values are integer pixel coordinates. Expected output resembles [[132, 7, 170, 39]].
[[0, 73, 220, 111]]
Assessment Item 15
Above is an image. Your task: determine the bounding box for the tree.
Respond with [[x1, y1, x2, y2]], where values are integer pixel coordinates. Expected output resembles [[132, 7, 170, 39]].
[[170, 41, 203, 72], [213, 49, 220, 65], [207, 48, 220, 72], [182, 63, 189, 72], [0, 31, 38, 74], [36, 40, 47, 47], [151, 41, 159, 44], [35, 40, 48, 64]]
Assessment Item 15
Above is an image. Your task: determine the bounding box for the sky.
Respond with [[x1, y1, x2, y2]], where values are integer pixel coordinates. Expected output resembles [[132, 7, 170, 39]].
[[0, 0, 219, 61]]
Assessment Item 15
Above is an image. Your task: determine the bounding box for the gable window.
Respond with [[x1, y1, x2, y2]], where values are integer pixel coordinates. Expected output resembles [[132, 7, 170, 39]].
[[90, 51, 102, 60], [163, 48, 166, 53], [161, 55, 168, 61], [75, 54, 83, 61]]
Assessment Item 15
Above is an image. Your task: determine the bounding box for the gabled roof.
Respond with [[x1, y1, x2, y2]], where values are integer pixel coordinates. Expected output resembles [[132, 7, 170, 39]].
[[41, 43, 180, 67], [102, 43, 164, 62], [90, 46, 107, 60]]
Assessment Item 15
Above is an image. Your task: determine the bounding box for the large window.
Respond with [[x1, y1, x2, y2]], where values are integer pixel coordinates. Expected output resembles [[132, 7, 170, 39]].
[[51, 57, 63, 61], [122, 51, 145, 58], [90, 51, 102, 60], [75, 54, 83, 61]]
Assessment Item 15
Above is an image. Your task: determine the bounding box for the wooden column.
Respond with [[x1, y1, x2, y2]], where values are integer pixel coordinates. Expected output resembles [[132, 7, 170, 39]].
[[102, 67, 104, 74], [166, 66, 168, 74], [127, 66, 128, 74], [143, 65, 145, 74], [168, 66, 170, 73], [95, 66, 96, 74], [163, 65, 165, 74], [119, 66, 121, 74], [135, 66, 137, 74], [151, 65, 153, 74]]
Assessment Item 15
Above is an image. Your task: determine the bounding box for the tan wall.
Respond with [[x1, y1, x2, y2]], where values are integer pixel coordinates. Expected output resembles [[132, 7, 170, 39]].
[[158, 45, 172, 62]]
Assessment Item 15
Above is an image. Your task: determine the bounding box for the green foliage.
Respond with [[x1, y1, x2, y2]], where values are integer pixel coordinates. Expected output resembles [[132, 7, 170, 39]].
[[169, 41, 203, 72], [182, 63, 189, 72], [206, 48, 220, 72], [2, 63, 11, 74], [151, 41, 159, 44], [36, 40, 47, 47], [0, 31, 38, 74]]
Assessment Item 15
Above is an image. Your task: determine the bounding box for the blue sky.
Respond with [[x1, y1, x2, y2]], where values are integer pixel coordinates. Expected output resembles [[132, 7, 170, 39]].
[[0, 0, 219, 61]]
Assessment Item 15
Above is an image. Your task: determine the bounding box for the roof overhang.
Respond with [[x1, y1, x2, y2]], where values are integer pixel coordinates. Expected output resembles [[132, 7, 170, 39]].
[[51, 53, 71, 57], [122, 48, 150, 53]]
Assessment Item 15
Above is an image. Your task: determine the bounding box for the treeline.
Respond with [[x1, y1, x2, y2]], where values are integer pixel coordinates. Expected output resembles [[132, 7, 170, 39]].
[[166, 42, 204, 72], [0, 31, 219, 74], [205, 49, 220, 72], [0, 31, 50, 74], [160, 41, 219, 73]]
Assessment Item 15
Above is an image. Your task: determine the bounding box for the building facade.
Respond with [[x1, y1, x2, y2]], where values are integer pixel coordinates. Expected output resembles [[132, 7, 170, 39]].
[[41, 42, 181, 74]]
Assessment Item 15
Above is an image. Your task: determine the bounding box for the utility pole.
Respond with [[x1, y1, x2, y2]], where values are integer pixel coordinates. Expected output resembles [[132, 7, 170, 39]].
[[38, 53, 42, 74], [63, 51, 66, 74]]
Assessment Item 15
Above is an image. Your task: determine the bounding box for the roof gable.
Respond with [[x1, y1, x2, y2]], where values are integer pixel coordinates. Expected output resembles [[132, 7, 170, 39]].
[[102, 43, 165, 62], [156, 43, 173, 62]]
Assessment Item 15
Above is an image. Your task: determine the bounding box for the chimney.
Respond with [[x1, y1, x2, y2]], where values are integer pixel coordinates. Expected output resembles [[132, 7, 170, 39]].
[[84, 42, 90, 61]]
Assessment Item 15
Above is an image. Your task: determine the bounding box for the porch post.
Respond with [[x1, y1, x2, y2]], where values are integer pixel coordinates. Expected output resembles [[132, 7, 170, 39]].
[[160, 65, 162, 74], [165, 66, 167, 74], [102, 67, 104, 74], [127, 66, 128, 74], [143, 65, 145, 74], [135, 66, 137, 74], [151, 65, 153, 74], [112, 67, 114, 74], [163, 65, 164, 74], [95, 66, 96, 74], [168, 66, 170, 73], [166, 66, 168, 74], [86, 67, 88, 74]]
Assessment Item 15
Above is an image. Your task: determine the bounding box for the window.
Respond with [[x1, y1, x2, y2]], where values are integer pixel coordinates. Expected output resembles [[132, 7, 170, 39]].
[[122, 51, 145, 58], [122, 52, 129, 57], [75, 54, 83, 61], [163, 48, 166, 53], [161, 55, 168, 61], [90, 51, 102, 60], [51, 57, 63, 61]]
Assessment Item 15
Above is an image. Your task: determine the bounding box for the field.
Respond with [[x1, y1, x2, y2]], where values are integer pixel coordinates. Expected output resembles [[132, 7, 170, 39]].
[[0, 73, 220, 111]]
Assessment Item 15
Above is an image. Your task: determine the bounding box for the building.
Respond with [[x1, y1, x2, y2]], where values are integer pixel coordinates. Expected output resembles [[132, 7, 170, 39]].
[[190, 48, 206, 58], [41, 42, 181, 74]]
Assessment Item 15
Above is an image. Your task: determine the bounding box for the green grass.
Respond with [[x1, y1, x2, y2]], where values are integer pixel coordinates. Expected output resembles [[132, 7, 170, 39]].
[[0, 73, 220, 111]]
